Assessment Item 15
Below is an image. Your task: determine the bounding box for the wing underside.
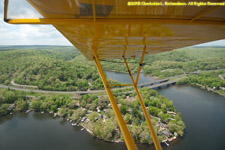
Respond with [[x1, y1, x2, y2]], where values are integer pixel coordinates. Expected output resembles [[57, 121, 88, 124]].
[[27, 0, 225, 60]]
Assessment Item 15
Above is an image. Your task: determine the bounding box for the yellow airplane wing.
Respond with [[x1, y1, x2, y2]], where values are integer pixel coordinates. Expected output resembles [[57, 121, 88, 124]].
[[5, 0, 225, 60]]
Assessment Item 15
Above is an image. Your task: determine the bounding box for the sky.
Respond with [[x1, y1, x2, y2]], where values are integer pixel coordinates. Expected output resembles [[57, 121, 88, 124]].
[[0, 0, 72, 45], [0, 0, 224, 46]]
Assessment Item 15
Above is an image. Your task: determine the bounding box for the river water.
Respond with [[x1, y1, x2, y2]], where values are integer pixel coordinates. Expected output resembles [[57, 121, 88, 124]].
[[105, 70, 154, 84], [158, 86, 225, 150], [0, 72, 225, 150], [0, 112, 127, 150]]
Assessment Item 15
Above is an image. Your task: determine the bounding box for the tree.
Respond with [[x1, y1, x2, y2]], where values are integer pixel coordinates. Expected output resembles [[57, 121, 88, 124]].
[[0, 104, 10, 116], [131, 100, 139, 109], [148, 106, 160, 116], [124, 113, 131, 124], [15, 99, 28, 112], [139, 126, 152, 144], [68, 100, 79, 109], [67, 109, 73, 116], [92, 118, 118, 141], [120, 104, 128, 115], [165, 101, 175, 111], [175, 113, 182, 121], [58, 107, 67, 117], [90, 103, 97, 111], [159, 113, 168, 121], [71, 108, 85, 121], [143, 99, 149, 106], [131, 125, 142, 142], [0, 97, 3, 105], [50, 105, 57, 112], [80, 100, 86, 108], [30, 100, 41, 111], [88, 111, 99, 122], [161, 103, 167, 113], [168, 120, 186, 136], [168, 121, 176, 133], [149, 99, 161, 108], [3, 91, 18, 104]]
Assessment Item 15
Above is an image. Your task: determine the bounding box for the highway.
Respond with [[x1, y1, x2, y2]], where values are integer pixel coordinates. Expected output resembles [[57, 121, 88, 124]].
[[0, 69, 222, 95]]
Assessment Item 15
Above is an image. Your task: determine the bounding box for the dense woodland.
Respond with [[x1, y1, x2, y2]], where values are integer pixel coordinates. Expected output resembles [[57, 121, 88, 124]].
[[0, 46, 121, 91], [143, 47, 225, 78], [177, 70, 225, 95], [1, 46, 224, 91]]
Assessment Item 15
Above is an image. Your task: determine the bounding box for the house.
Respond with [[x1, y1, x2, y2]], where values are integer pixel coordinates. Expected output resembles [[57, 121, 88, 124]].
[[87, 110, 93, 114], [158, 122, 166, 128], [162, 130, 170, 137], [220, 87, 225, 91], [97, 107, 101, 112], [167, 111, 176, 116], [84, 118, 89, 123]]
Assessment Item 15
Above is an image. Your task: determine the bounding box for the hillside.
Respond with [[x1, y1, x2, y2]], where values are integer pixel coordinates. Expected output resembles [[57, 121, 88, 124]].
[[0, 46, 224, 91]]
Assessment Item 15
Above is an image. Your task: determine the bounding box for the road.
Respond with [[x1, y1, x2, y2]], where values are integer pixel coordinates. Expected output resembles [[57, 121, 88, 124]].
[[0, 69, 223, 95], [0, 84, 106, 94]]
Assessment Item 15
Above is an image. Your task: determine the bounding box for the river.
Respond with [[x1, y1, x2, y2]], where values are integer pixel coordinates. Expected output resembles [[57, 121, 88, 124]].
[[0, 71, 225, 150], [105, 70, 154, 84], [0, 112, 127, 150], [158, 86, 225, 150]]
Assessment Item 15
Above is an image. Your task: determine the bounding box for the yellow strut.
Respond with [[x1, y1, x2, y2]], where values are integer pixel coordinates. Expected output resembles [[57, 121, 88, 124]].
[[92, 0, 96, 22], [4, 0, 8, 21], [123, 48, 162, 150], [92, 46, 137, 150], [135, 37, 147, 85]]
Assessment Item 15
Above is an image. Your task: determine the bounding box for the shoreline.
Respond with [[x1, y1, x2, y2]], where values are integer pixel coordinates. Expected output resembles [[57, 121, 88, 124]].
[[0, 107, 184, 148], [176, 83, 225, 98], [191, 84, 225, 98], [144, 74, 159, 80]]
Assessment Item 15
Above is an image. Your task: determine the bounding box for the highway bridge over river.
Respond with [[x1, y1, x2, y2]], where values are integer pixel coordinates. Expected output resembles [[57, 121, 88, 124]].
[[138, 74, 184, 88], [0, 76, 180, 95], [1, 70, 221, 95]]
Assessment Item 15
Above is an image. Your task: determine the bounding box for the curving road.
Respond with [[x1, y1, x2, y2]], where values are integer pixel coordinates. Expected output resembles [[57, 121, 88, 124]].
[[0, 84, 106, 94], [1, 69, 223, 95]]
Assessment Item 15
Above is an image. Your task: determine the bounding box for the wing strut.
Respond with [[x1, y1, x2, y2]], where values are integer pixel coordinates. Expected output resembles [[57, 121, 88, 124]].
[[123, 40, 162, 150], [92, 45, 137, 150], [92, 39, 162, 149]]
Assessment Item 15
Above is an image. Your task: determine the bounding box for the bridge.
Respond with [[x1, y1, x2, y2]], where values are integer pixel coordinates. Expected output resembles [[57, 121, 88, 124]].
[[146, 80, 178, 90], [138, 74, 184, 88], [0, 78, 178, 96], [3, 70, 221, 95]]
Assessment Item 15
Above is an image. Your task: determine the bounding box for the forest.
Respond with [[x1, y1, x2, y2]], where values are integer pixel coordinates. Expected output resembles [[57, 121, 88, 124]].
[[1, 46, 224, 92], [177, 70, 225, 95], [0, 46, 121, 91], [143, 47, 225, 78]]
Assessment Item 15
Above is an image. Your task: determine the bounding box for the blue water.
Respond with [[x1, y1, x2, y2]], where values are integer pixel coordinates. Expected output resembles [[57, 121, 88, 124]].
[[105, 70, 154, 84], [159, 86, 225, 150]]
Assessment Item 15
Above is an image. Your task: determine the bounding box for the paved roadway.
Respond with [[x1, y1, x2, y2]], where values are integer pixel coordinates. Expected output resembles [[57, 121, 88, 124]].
[[0, 84, 106, 94], [0, 69, 223, 94]]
